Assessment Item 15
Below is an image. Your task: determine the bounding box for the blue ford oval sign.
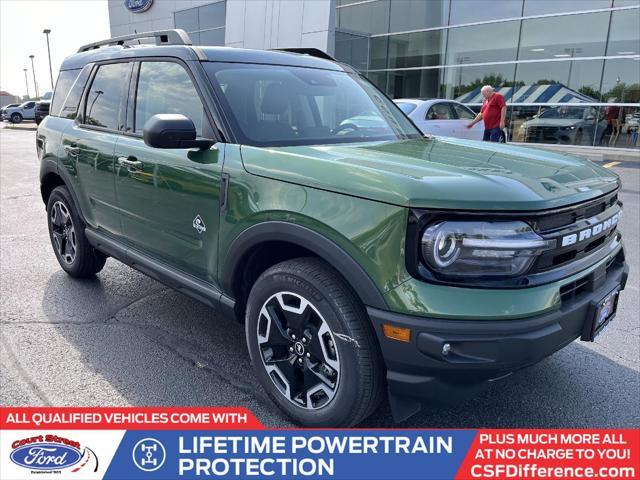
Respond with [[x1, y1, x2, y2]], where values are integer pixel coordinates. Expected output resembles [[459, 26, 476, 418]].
[[10, 443, 82, 471], [124, 0, 153, 13]]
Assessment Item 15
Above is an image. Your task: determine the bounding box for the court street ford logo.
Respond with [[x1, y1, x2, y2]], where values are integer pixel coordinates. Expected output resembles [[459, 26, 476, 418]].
[[124, 0, 153, 13], [10, 436, 83, 471]]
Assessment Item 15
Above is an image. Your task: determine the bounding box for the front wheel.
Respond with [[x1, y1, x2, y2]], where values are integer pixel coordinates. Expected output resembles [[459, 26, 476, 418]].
[[47, 186, 106, 277], [245, 258, 384, 427], [10, 113, 22, 124]]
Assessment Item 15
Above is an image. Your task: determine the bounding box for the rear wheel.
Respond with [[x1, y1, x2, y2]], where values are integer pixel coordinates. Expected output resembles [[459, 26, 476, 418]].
[[47, 186, 106, 277], [10, 113, 22, 124], [245, 257, 384, 427]]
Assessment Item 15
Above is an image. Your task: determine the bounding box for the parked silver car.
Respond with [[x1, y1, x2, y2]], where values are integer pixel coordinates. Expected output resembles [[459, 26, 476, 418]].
[[2, 101, 36, 123], [393, 99, 484, 140]]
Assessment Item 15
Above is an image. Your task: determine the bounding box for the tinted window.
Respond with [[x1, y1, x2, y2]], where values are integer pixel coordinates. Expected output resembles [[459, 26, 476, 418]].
[[606, 9, 640, 56], [450, 0, 523, 24], [426, 103, 454, 120], [199, 1, 226, 29], [84, 63, 129, 129], [60, 65, 91, 120], [388, 68, 442, 99], [205, 62, 421, 147], [446, 22, 520, 65], [50, 69, 79, 117], [389, 0, 449, 32], [135, 62, 204, 135], [396, 102, 417, 114], [519, 12, 609, 60], [388, 29, 447, 69], [452, 103, 475, 120], [174, 8, 198, 32], [523, 0, 611, 16], [337, 0, 390, 35]]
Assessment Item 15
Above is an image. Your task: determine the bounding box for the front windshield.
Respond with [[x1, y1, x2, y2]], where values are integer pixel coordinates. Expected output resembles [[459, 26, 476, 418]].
[[396, 102, 418, 114], [204, 62, 421, 147]]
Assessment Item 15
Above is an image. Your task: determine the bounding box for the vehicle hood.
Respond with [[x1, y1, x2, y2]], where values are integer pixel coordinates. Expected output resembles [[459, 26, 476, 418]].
[[240, 137, 619, 210]]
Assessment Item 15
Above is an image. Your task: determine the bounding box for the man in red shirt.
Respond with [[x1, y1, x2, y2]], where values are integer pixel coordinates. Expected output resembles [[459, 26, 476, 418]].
[[466, 85, 507, 142]]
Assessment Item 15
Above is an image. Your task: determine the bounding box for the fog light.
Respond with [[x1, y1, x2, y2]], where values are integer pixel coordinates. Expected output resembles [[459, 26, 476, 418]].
[[382, 324, 411, 343], [442, 343, 451, 356]]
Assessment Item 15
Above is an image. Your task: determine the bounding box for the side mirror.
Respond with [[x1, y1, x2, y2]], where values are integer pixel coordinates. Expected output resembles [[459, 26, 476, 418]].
[[143, 114, 214, 150]]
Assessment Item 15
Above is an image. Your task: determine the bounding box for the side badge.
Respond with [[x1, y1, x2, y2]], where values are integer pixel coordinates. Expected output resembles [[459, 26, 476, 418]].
[[193, 215, 206, 234]]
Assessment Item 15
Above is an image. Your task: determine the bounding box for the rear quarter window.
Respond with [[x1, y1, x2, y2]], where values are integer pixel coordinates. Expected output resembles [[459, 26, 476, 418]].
[[50, 70, 79, 117], [51, 66, 92, 120]]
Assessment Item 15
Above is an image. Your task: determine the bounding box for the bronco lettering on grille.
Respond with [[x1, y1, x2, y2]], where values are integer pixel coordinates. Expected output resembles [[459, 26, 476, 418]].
[[561, 213, 620, 247]]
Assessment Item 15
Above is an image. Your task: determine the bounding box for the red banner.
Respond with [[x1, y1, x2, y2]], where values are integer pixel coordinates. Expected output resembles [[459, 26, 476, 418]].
[[0, 406, 264, 430]]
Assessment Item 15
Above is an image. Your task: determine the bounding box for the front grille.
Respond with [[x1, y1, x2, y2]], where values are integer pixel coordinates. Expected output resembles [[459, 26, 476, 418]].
[[559, 250, 624, 303], [530, 191, 621, 274]]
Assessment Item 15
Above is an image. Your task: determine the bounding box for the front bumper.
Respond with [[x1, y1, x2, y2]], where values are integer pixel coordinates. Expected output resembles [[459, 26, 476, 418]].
[[368, 250, 628, 421]]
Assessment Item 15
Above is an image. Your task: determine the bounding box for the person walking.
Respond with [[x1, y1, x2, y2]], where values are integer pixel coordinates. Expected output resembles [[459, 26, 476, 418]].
[[466, 85, 507, 142]]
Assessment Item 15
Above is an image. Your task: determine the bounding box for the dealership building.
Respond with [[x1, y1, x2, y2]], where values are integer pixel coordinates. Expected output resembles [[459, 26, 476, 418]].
[[109, 0, 639, 149]]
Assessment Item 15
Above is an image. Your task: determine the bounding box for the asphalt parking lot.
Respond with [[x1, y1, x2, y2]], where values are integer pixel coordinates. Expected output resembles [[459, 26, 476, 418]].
[[1, 126, 638, 428]]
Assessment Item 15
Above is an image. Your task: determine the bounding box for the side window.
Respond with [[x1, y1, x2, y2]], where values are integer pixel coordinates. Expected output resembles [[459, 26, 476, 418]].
[[134, 62, 204, 135], [426, 103, 454, 120], [50, 70, 79, 116], [452, 103, 475, 120], [24, 102, 35, 109], [84, 62, 129, 130], [59, 66, 91, 120]]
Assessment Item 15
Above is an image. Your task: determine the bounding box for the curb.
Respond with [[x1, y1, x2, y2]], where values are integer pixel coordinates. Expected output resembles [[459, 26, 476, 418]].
[[2, 125, 38, 131]]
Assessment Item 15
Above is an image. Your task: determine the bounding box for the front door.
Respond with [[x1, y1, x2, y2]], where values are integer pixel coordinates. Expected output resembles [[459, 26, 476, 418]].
[[114, 60, 223, 285]]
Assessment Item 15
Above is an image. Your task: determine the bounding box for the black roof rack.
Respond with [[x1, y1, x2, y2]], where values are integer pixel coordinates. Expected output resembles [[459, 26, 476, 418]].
[[273, 48, 335, 61], [77, 29, 192, 53]]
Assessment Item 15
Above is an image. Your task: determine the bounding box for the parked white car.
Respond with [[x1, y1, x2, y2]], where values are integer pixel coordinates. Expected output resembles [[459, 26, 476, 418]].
[[394, 99, 484, 140], [2, 101, 36, 123]]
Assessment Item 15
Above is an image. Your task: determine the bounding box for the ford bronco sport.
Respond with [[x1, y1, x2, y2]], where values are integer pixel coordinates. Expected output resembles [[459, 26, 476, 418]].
[[37, 30, 628, 427]]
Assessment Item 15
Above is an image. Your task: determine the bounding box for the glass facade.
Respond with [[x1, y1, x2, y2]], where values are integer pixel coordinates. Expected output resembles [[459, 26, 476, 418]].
[[335, 0, 640, 149], [174, 1, 226, 47]]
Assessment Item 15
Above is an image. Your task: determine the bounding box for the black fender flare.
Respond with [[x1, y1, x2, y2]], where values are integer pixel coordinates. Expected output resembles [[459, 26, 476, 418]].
[[40, 159, 88, 225], [220, 221, 388, 310]]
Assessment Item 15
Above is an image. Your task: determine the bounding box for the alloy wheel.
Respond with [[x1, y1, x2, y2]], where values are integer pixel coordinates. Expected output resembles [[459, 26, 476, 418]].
[[257, 291, 340, 410], [50, 201, 77, 264]]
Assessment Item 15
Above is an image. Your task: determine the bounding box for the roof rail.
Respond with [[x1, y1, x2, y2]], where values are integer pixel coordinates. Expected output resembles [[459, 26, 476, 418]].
[[273, 48, 335, 61], [77, 29, 192, 53]]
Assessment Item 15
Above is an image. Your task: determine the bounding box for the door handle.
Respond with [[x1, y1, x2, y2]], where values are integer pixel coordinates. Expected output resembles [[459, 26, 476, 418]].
[[64, 144, 79, 158], [117, 156, 143, 171]]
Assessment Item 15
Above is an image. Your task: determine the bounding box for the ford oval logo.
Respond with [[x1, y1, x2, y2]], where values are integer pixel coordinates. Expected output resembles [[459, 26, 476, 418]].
[[124, 0, 153, 13], [10, 444, 82, 471]]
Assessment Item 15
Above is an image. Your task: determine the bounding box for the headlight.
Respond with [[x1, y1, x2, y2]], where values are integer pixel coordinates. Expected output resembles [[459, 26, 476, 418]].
[[421, 221, 555, 277]]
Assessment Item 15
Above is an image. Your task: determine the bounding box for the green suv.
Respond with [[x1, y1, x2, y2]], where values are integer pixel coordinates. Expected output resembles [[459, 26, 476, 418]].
[[37, 30, 628, 427]]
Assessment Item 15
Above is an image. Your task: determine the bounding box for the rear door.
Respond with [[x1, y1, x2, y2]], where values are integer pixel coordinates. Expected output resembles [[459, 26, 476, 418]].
[[61, 61, 131, 236], [114, 59, 223, 285]]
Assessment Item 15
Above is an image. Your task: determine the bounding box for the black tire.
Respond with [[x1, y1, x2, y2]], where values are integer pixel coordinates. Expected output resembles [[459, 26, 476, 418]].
[[245, 257, 385, 427], [10, 113, 22, 124], [46, 186, 106, 277]]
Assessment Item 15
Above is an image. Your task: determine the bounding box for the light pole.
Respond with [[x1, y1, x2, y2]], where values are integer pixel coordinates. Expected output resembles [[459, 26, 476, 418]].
[[43, 29, 54, 90], [29, 55, 39, 98], [23, 68, 30, 98]]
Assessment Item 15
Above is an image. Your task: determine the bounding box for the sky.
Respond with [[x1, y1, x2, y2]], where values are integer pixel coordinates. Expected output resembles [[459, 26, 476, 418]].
[[0, 0, 110, 99]]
